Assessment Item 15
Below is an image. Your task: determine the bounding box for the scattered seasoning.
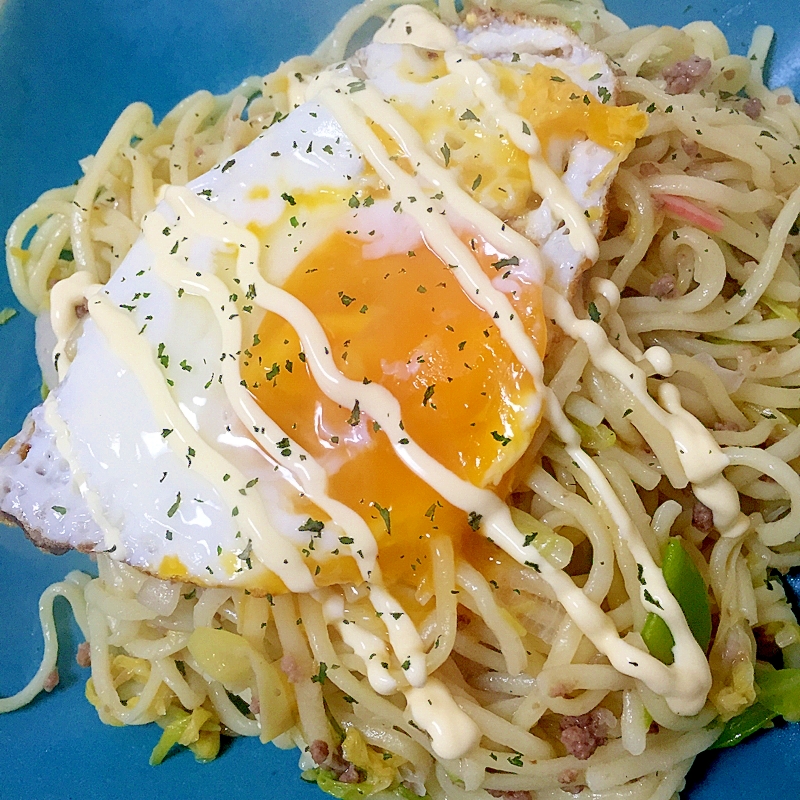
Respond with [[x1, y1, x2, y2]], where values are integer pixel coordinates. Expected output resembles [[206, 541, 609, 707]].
[[347, 400, 361, 426], [372, 502, 392, 534], [167, 492, 182, 518], [491, 430, 512, 446], [157, 343, 169, 368], [311, 662, 328, 684], [265, 362, 280, 381], [492, 255, 519, 270], [299, 518, 325, 534]]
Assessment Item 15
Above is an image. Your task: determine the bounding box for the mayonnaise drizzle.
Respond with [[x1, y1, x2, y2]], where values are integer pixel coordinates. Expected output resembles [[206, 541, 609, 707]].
[[85, 290, 316, 592], [405, 677, 481, 760], [547, 279, 749, 540], [169, 7, 715, 717], [319, 87, 545, 397], [150, 190, 429, 690], [40, 6, 729, 754], [375, 5, 599, 261], [165, 186, 711, 715], [50, 270, 99, 380]]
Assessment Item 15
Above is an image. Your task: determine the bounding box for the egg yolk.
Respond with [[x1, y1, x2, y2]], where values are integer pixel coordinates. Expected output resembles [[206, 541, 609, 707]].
[[242, 227, 546, 588], [505, 63, 649, 159], [385, 58, 647, 221]]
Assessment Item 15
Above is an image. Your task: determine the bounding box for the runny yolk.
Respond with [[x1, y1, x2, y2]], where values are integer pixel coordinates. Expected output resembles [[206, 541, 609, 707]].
[[242, 228, 546, 589], [507, 63, 649, 158]]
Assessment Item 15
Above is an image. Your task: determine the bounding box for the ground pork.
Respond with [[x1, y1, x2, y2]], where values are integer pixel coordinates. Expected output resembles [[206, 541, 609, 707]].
[[639, 162, 660, 177], [692, 501, 714, 533], [487, 791, 532, 800], [280, 654, 303, 683], [662, 56, 712, 94], [310, 740, 330, 765], [76, 642, 91, 668], [43, 669, 60, 693], [649, 274, 676, 298], [338, 763, 362, 784], [557, 768, 587, 794], [681, 137, 700, 158], [559, 708, 614, 760], [743, 97, 764, 119]]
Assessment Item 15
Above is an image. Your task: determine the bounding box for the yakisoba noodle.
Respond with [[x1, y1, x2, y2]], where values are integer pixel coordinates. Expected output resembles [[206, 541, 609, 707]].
[[3, 0, 800, 798]]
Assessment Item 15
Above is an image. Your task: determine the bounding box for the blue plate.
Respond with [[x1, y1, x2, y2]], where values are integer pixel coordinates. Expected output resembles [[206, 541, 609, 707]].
[[1, 1, 799, 797]]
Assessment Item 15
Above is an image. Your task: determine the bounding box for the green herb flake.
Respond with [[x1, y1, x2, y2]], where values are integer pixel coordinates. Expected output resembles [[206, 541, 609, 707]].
[[643, 588, 663, 609], [491, 430, 511, 446], [372, 502, 392, 535], [311, 662, 328, 684], [299, 518, 325, 534], [265, 362, 280, 381], [491, 255, 519, 270], [167, 492, 182, 518]]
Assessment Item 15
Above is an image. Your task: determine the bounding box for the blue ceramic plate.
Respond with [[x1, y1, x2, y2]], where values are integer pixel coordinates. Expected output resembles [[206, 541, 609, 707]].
[[1, 1, 799, 798]]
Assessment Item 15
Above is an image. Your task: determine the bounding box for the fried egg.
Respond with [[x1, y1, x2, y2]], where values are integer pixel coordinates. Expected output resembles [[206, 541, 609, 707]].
[[0, 7, 646, 596]]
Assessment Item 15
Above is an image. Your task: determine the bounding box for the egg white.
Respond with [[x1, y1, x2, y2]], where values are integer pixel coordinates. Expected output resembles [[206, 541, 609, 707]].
[[0, 12, 627, 587]]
